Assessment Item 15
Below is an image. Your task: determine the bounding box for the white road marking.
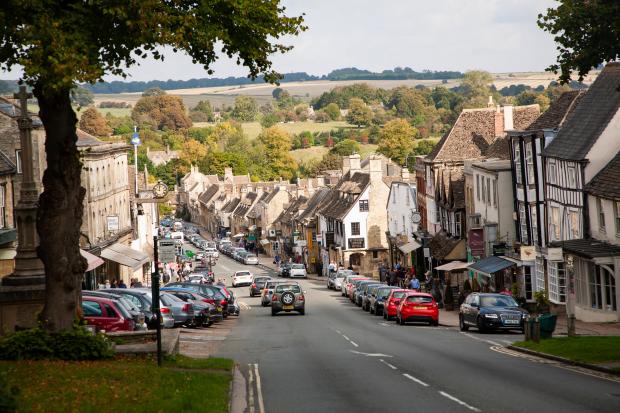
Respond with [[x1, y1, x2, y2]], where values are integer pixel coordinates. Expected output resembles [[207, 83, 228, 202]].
[[379, 359, 398, 370], [247, 364, 255, 413], [438, 391, 481, 412], [349, 350, 393, 358], [334, 329, 342, 334], [379, 322, 392, 327], [342, 334, 350, 341], [500, 339, 513, 345], [349, 340, 359, 347], [460, 332, 502, 347], [403, 373, 430, 387], [238, 302, 251, 310], [253, 364, 265, 413]]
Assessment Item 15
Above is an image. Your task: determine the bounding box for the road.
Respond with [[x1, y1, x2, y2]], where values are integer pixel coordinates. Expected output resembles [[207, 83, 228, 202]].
[[182, 235, 620, 413]]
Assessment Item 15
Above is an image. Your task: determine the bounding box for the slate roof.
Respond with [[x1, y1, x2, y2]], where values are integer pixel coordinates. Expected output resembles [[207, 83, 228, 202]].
[[526, 90, 584, 131], [436, 168, 465, 210], [198, 184, 219, 205], [484, 136, 511, 160], [0, 150, 16, 175], [233, 192, 259, 217], [221, 197, 240, 213], [297, 188, 331, 224], [263, 187, 281, 203], [544, 63, 620, 161], [76, 129, 105, 147], [246, 191, 270, 219], [549, 239, 620, 259], [274, 196, 308, 225], [585, 151, 620, 199], [317, 171, 371, 220], [429, 230, 463, 260], [427, 105, 539, 162]]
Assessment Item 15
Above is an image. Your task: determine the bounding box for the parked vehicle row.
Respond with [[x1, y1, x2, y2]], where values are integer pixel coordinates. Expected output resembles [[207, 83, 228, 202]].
[[220, 244, 259, 265], [247, 276, 306, 316]]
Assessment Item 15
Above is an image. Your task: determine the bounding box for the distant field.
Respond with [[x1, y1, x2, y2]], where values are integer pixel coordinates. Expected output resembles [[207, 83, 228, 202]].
[[95, 107, 132, 117], [193, 120, 354, 140], [291, 144, 379, 164]]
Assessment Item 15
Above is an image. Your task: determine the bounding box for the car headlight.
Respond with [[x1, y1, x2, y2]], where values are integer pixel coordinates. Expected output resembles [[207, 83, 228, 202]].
[[484, 313, 499, 318]]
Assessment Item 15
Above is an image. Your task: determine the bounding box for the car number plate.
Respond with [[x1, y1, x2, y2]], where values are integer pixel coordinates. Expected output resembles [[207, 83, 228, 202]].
[[504, 319, 519, 324], [414, 306, 427, 310], [283, 305, 294, 310]]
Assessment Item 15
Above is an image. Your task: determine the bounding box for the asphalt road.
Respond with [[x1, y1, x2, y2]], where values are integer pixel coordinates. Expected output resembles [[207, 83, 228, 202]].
[[190, 243, 620, 413]]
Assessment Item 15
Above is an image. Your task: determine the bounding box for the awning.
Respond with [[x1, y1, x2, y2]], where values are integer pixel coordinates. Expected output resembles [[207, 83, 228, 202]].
[[100, 243, 150, 271], [501, 256, 535, 267], [232, 233, 245, 238], [249, 225, 257, 231], [398, 240, 421, 254], [259, 239, 270, 245], [80, 249, 104, 272], [468, 256, 515, 277], [435, 261, 472, 271]]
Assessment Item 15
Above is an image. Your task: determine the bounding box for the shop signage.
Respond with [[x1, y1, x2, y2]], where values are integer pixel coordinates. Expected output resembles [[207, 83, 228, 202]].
[[492, 242, 507, 256], [158, 240, 176, 263], [547, 247, 563, 262], [520, 245, 536, 261], [468, 228, 484, 257], [106, 215, 119, 232], [348, 238, 365, 249]]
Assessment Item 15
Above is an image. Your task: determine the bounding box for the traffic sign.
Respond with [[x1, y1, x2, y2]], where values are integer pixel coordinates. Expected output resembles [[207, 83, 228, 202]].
[[158, 240, 176, 263], [185, 250, 195, 259], [131, 132, 141, 146]]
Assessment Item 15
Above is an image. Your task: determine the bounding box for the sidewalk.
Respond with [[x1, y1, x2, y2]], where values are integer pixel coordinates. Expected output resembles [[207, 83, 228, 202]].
[[554, 314, 620, 336]]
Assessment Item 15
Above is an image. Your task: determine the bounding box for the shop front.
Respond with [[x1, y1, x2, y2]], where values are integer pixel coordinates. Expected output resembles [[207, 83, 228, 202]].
[[467, 255, 516, 293]]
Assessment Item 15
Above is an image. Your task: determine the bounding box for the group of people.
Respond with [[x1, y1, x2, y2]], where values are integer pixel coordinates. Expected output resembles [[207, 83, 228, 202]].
[[378, 263, 427, 290]]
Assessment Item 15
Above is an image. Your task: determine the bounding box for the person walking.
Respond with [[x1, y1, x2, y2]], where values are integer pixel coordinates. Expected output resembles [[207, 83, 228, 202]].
[[118, 279, 127, 288], [408, 275, 420, 291], [379, 263, 387, 283], [389, 268, 397, 286]]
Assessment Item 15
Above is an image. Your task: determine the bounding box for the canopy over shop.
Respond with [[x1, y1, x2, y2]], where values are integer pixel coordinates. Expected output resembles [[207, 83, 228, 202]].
[[468, 255, 516, 292]]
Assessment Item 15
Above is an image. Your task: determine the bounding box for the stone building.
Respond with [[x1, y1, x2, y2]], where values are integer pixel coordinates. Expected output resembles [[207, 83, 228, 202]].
[[0, 151, 16, 277]]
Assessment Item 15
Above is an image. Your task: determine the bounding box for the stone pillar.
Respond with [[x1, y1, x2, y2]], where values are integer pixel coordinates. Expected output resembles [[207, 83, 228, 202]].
[[3, 86, 45, 286]]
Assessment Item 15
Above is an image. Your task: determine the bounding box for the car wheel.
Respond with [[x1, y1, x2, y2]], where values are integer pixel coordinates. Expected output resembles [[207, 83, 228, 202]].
[[459, 315, 469, 331], [271, 309, 277, 316], [398, 315, 405, 325], [369, 306, 375, 315], [299, 309, 305, 316], [477, 316, 487, 333]]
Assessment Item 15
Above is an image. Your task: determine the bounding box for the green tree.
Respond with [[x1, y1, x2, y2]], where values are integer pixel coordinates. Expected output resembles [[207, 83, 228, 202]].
[[377, 118, 417, 165], [70, 87, 94, 107], [324, 103, 341, 120], [142, 87, 167, 97], [232, 96, 258, 121], [538, 1, 620, 84], [261, 112, 280, 128], [0, 1, 304, 332], [330, 139, 360, 156], [256, 126, 297, 180], [412, 139, 437, 156], [132, 94, 192, 130], [180, 140, 207, 165], [346, 98, 373, 127], [192, 100, 214, 122], [272, 87, 284, 100], [460, 70, 498, 108], [199, 151, 249, 176]]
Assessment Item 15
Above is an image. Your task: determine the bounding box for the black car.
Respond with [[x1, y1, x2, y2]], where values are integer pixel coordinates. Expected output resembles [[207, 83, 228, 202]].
[[459, 293, 528, 333]]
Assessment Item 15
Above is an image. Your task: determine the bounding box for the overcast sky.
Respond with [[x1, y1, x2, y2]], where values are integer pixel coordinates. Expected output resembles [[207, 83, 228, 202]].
[[2, 0, 559, 82]]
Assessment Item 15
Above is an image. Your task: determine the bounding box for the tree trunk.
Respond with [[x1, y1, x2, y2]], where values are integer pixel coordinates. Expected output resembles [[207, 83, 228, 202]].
[[34, 84, 87, 332]]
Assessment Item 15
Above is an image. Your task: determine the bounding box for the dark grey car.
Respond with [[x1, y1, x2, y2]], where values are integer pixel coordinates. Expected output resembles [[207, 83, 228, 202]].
[[160, 292, 194, 327], [361, 283, 385, 311], [369, 286, 399, 315], [250, 276, 272, 297], [271, 283, 305, 316]]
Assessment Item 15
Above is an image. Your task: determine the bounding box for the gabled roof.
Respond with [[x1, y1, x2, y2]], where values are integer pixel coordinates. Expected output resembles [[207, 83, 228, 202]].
[[436, 168, 465, 210], [0, 150, 16, 175], [297, 188, 331, 223], [544, 63, 620, 161], [318, 171, 371, 220], [426, 105, 539, 162], [525, 90, 584, 131], [274, 196, 308, 225], [247, 191, 270, 219], [221, 197, 240, 213], [585, 151, 620, 200], [263, 187, 281, 203], [198, 185, 219, 205], [76, 129, 105, 147]]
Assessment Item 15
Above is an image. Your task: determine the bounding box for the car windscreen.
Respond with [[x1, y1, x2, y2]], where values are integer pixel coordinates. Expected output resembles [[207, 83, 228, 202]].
[[275, 285, 301, 293], [480, 295, 519, 308], [406, 295, 433, 304], [236, 271, 251, 276], [377, 288, 393, 298], [392, 291, 407, 299], [292, 264, 305, 269]]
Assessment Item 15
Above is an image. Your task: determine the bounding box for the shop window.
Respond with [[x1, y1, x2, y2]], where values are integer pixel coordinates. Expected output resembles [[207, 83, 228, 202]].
[[548, 261, 566, 304], [524, 266, 533, 301]]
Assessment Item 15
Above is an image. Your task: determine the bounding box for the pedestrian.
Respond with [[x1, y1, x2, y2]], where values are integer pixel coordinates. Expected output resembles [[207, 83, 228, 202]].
[[118, 279, 127, 288], [130, 279, 135, 288], [104, 279, 111, 289], [408, 275, 420, 291], [389, 268, 397, 286], [111, 279, 117, 288], [328, 261, 336, 276], [379, 263, 387, 283]]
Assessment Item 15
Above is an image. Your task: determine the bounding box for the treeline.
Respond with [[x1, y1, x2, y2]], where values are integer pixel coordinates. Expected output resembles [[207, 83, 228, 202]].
[[77, 67, 463, 94]]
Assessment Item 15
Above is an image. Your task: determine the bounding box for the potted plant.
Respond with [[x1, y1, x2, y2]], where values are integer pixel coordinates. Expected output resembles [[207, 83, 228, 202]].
[[534, 290, 550, 315]]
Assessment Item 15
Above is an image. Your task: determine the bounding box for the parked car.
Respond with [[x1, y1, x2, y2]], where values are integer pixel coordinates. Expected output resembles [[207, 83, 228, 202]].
[[82, 290, 147, 330], [369, 285, 400, 316], [261, 280, 286, 307], [232, 270, 254, 287], [205, 247, 219, 259], [271, 283, 305, 316], [355, 281, 382, 307], [334, 270, 355, 291], [279, 262, 292, 277], [250, 276, 272, 297], [164, 289, 221, 326], [160, 292, 195, 327], [244, 254, 259, 265], [342, 276, 366, 297], [362, 283, 385, 311], [349, 278, 371, 302], [211, 284, 239, 316], [164, 283, 230, 317], [188, 273, 210, 284], [81, 295, 135, 332], [100, 288, 174, 329], [289, 264, 307, 278], [383, 289, 411, 321], [459, 293, 528, 333], [232, 248, 246, 261], [397, 292, 439, 326], [345, 277, 369, 299], [326, 271, 339, 289]]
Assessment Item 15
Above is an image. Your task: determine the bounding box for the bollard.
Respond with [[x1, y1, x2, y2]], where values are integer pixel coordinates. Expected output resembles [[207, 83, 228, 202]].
[[524, 317, 531, 341], [533, 318, 540, 343]]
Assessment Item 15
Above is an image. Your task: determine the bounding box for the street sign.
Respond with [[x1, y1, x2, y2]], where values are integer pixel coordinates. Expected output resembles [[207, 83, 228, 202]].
[[185, 250, 195, 259], [158, 240, 176, 263], [106, 215, 119, 232], [131, 132, 141, 146]]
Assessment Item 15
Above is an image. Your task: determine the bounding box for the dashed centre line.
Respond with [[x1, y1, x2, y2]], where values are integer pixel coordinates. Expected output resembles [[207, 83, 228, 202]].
[[439, 391, 482, 412], [379, 359, 398, 370], [403, 373, 430, 387]]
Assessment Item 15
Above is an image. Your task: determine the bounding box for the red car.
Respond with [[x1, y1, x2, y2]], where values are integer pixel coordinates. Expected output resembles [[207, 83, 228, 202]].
[[383, 289, 411, 320], [396, 292, 439, 326], [82, 296, 135, 332]]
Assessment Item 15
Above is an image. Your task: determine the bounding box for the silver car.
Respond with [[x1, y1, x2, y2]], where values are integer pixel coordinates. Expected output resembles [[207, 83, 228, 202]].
[[261, 280, 286, 307], [244, 254, 259, 265], [271, 283, 305, 316]]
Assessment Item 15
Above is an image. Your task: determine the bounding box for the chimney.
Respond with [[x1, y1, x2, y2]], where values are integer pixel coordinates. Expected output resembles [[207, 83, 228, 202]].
[[503, 105, 514, 131], [342, 156, 351, 175], [494, 108, 504, 137], [401, 167, 410, 182], [307, 178, 314, 195], [368, 156, 382, 183], [224, 167, 233, 182], [349, 154, 361, 173], [487, 96, 494, 108]]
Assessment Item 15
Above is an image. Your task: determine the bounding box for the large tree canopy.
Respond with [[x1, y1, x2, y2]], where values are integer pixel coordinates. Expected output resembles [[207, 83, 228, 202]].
[[0, 1, 305, 332], [538, 0, 620, 84]]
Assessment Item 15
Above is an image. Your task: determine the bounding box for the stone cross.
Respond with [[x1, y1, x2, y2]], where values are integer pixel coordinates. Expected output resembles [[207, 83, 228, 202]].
[[14, 86, 33, 120]]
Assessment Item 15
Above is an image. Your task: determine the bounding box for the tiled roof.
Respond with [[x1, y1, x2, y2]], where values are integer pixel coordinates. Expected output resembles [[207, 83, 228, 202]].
[[247, 191, 270, 219], [585, 151, 620, 199], [76, 129, 105, 147], [318, 171, 370, 220], [427, 105, 539, 162], [297, 188, 330, 223], [263, 187, 281, 203], [526, 90, 584, 131], [0, 97, 42, 126], [544, 63, 620, 160], [198, 185, 219, 205], [484, 136, 511, 160], [274, 196, 308, 225], [549, 238, 620, 259], [429, 230, 463, 260], [0, 150, 16, 175], [221, 197, 240, 213]]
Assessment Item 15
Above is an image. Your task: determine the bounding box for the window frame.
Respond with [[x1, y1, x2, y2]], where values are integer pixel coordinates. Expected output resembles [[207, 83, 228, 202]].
[[350, 222, 360, 236], [514, 145, 522, 184], [359, 199, 369, 212], [597, 197, 606, 232], [0, 184, 5, 229]]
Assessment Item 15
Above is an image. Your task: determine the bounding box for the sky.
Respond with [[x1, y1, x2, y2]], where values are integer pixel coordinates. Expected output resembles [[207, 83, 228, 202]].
[[2, 0, 560, 82]]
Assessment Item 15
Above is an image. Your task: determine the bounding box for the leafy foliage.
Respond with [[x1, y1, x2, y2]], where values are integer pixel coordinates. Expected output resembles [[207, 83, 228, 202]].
[[0, 327, 113, 361], [538, 1, 620, 84], [256, 126, 297, 180], [70, 87, 94, 107], [0, 371, 18, 413], [232, 96, 258, 122], [346, 98, 373, 127], [79, 107, 112, 137], [132, 94, 192, 130], [377, 118, 417, 165], [330, 139, 360, 156]]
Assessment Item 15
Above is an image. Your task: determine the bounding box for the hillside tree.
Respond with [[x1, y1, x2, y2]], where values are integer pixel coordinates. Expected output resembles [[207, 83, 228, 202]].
[[70, 87, 94, 107], [377, 118, 417, 165], [232, 96, 259, 121], [0, 1, 304, 332], [346, 98, 373, 127], [132, 94, 192, 130], [324, 103, 341, 120], [256, 126, 297, 180], [330, 139, 360, 156], [78, 107, 112, 137]]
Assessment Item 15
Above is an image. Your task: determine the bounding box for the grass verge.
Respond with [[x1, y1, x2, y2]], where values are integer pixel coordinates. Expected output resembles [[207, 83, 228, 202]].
[[513, 336, 620, 367], [0, 355, 233, 413]]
